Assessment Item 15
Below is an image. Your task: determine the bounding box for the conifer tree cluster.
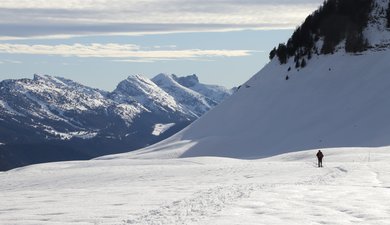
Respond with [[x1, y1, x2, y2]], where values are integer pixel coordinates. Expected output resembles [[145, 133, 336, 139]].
[[270, 0, 373, 66]]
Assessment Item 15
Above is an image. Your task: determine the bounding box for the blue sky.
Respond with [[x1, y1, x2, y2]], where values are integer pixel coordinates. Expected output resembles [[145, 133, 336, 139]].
[[0, 0, 323, 90]]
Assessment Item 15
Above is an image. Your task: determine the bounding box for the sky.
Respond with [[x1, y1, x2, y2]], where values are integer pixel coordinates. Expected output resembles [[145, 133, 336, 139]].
[[0, 0, 324, 91]]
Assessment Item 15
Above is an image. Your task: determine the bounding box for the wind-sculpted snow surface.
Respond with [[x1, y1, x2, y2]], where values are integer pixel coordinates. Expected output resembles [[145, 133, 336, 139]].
[[1, 148, 390, 224]]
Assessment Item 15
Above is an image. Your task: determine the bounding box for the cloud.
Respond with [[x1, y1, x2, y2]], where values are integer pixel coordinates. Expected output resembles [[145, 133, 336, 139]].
[[0, 43, 253, 61], [0, 0, 324, 38], [0, 59, 22, 64]]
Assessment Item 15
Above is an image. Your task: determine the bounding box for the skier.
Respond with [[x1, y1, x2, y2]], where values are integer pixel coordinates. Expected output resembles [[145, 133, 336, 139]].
[[316, 150, 324, 167]]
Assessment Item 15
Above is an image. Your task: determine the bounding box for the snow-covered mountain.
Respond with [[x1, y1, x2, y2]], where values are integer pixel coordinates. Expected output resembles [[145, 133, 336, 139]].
[[0, 74, 232, 170], [172, 74, 234, 104], [153, 74, 220, 117], [110, 75, 189, 118], [114, 0, 390, 160]]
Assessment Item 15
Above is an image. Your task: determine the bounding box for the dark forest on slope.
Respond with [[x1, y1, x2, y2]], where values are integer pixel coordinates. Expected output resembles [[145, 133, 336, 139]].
[[270, 0, 375, 66]]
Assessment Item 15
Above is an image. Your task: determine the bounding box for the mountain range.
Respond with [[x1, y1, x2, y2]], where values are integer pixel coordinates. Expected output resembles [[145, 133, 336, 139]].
[[0, 73, 233, 170]]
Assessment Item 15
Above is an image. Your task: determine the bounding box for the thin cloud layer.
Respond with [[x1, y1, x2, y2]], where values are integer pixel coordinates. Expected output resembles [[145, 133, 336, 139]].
[[0, 0, 324, 38], [0, 43, 253, 61]]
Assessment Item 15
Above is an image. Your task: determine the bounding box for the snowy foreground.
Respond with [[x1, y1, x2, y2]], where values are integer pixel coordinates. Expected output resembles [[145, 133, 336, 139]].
[[1, 147, 390, 225]]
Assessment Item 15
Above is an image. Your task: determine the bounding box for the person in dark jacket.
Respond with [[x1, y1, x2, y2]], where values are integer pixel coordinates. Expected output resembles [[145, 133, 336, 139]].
[[316, 150, 324, 167]]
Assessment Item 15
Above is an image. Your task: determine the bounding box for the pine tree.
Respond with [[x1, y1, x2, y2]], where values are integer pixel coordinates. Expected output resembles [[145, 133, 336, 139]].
[[295, 60, 300, 68], [345, 30, 367, 53], [301, 58, 307, 68], [307, 50, 312, 60], [269, 47, 277, 60], [276, 44, 288, 64]]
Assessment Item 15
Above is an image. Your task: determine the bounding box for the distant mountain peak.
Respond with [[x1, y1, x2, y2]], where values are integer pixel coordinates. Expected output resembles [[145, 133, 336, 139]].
[[172, 74, 199, 88], [33, 73, 45, 80], [125, 74, 154, 85], [126, 74, 145, 80], [33, 74, 60, 82], [152, 74, 218, 117], [152, 73, 201, 89], [152, 73, 176, 84], [117, 75, 157, 94]]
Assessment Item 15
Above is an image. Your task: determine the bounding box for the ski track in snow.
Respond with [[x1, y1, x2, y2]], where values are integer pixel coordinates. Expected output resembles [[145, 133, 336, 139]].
[[206, 163, 390, 225], [122, 162, 349, 225], [123, 184, 255, 225]]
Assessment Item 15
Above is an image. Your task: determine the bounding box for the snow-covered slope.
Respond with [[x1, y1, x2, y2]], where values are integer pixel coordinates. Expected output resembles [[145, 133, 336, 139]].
[[365, 0, 390, 47], [2, 147, 390, 224], [114, 0, 390, 160]]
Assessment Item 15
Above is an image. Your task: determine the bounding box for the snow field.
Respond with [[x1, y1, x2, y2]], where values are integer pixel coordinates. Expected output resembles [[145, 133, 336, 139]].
[[1, 147, 390, 225], [152, 123, 176, 136]]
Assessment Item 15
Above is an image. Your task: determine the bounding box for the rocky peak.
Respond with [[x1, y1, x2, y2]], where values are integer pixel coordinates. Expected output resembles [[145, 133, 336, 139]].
[[173, 74, 199, 88]]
